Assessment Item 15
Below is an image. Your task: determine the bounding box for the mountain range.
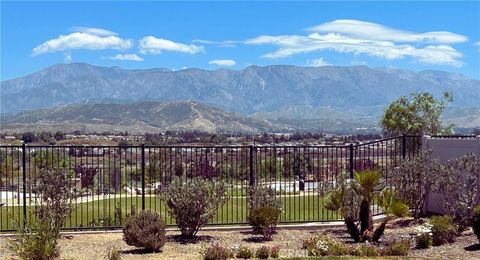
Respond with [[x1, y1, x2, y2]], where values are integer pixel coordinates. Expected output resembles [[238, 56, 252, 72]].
[[1, 63, 479, 133]]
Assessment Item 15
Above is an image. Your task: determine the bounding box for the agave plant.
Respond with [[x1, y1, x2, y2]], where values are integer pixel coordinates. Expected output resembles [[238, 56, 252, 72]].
[[324, 170, 408, 242]]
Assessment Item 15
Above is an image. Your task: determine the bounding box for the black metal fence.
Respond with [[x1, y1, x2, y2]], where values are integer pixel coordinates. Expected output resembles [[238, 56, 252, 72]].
[[0, 135, 421, 231]]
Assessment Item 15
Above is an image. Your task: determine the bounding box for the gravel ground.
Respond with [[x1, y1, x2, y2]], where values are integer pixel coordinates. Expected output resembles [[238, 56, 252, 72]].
[[0, 219, 478, 259]]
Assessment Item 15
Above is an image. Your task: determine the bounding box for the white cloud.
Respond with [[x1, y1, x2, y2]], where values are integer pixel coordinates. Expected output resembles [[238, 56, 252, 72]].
[[246, 21, 465, 67], [63, 52, 72, 63], [139, 36, 204, 55], [106, 53, 143, 61], [70, 27, 118, 36], [306, 19, 467, 44], [192, 39, 238, 47], [350, 60, 367, 66], [306, 57, 330, 67], [32, 32, 132, 56], [475, 41, 480, 51], [208, 59, 236, 66]]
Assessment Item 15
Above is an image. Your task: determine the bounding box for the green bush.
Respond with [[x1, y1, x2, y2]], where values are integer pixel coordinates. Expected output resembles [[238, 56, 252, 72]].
[[9, 168, 74, 260], [302, 235, 350, 256], [430, 216, 457, 246], [255, 246, 270, 259], [122, 211, 166, 252], [414, 223, 433, 249], [353, 244, 381, 257], [247, 186, 282, 239], [383, 240, 411, 256], [202, 244, 233, 260], [9, 218, 60, 260], [106, 245, 122, 260], [165, 177, 228, 238], [247, 206, 281, 240], [235, 245, 254, 259], [474, 205, 480, 242], [416, 233, 432, 249]]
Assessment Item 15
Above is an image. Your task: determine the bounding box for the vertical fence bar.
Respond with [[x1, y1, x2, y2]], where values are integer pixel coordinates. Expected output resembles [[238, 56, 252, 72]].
[[22, 144, 27, 227], [402, 134, 407, 160], [349, 144, 354, 179], [249, 145, 255, 187], [141, 144, 145, 211]]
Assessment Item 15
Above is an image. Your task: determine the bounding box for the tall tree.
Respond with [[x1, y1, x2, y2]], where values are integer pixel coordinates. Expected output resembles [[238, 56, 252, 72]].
[[380, 92, 453, 137]]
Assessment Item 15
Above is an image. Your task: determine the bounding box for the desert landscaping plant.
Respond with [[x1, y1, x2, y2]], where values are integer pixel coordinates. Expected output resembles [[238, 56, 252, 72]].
[[415, 223, 433, 249], [430, 216, 457, 246], [382, 239, 411, 256], [270, 245, 280, 258], [105, 245, 122, 260], [247, 185, 282, 239], [201, 243, 233, 260], [255, 246, 270, 259], [247, 206, 281, 240], [392, 149, 446, 218], [122, 211, 166, 252], [474, 205, 480, 242], [165, 176, 228, 238], [9, 167, 75, 260], [439, 153, 480, 232], [235, 245, 254, 259], [324, 170, 408, 242], [302, 234, 410, 257]]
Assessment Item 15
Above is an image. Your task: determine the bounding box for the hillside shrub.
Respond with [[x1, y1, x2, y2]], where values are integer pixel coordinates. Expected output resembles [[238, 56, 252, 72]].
[[255, 246, 270, 259], [303, 234, 411, 257], [430, 216, 457, 246], [9, 167, 74, 260], [202, 244, 233, 260], [247, 185, 282, 238], [235, 245, 254, 259], [474, 205, 480, 242], [165, 177, 228, 238], [122, 211, 166, 252], [9, 218, 60, 260], [391, 150, 446, 219], [270, 245, 280, 258], [353, 244, 381, 257], [383, 239, 411, 256], [440, 153, 480, 232], [106, 245, 122, 260], [302, 235, 349, 256], [414, 223, 433, 249], [247, 206, 281, 240]]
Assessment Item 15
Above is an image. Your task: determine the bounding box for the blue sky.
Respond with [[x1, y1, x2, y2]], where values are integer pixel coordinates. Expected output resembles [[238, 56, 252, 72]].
[[1, 1, 480, 80]]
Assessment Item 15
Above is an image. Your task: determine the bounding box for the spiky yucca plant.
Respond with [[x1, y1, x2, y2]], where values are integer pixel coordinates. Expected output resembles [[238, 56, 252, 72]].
[[324, 170, 408, 242]]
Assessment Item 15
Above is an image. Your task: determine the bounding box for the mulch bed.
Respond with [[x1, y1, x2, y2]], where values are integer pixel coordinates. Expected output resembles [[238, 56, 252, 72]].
[[0, 218, 478, 259]]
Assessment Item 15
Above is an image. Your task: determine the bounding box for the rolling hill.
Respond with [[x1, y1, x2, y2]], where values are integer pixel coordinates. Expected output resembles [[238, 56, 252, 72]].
[[0, 100, 283, 133]]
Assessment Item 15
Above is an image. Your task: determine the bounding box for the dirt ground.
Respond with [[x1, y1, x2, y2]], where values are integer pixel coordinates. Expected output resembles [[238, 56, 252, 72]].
[[0, 219, 479, 259]]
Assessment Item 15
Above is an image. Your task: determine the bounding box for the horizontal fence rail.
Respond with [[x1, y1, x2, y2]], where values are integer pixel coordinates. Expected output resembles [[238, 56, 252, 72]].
[[0, 135, 422, 231]]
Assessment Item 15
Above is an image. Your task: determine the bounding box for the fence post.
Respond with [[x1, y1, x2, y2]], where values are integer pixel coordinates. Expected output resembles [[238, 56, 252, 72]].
[[349, 144, 354, 179], [249, 145, 255, 187], [22, 143, 27, 227], [402, 134, 407, 159], [141, 144, 145, 211]]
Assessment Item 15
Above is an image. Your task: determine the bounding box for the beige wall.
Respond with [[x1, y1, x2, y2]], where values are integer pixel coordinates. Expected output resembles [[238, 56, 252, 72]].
[[422, 136, 480, 214]]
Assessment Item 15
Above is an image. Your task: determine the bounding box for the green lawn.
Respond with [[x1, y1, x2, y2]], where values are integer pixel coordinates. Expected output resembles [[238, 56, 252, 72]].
[[0, 194, 340, 231]]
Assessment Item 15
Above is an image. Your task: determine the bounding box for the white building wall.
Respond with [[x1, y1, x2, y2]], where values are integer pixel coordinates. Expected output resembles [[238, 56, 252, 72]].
[[422, 135, 480, 214]]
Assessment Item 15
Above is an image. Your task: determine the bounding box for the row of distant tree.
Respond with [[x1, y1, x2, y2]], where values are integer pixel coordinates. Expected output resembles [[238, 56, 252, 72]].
[[2, 92, 480, 145]]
